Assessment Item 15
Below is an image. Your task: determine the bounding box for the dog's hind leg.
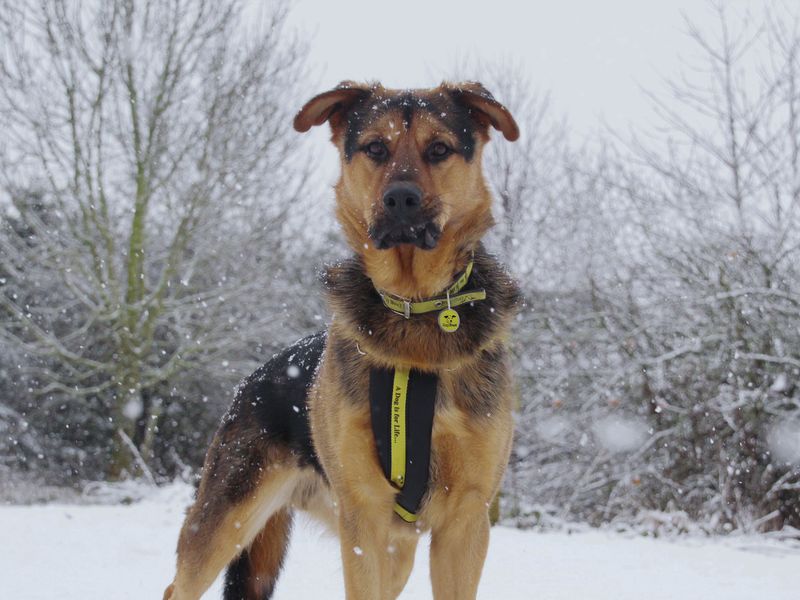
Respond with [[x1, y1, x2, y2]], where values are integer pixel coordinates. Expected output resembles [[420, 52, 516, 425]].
[[164, 466, 297, 600], [163, 422, 301, 600], [223, 507, 293, 600]]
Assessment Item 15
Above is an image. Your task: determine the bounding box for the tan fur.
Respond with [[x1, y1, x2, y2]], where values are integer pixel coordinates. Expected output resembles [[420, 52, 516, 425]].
[[310, 323, 515, 598], [245, 509, 293, 598], [168, 468, 300, 599], [163, 81, 519, 600], [334, 102, 494, 299]]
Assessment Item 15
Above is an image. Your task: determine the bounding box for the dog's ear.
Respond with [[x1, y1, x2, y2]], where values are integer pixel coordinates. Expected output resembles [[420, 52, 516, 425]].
[[448, 82, 519, 142], [293, 81, 371, 133]]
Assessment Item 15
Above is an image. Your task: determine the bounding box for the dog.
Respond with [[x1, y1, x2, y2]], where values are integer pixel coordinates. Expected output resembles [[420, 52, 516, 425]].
[[163, 81, 521, 600]]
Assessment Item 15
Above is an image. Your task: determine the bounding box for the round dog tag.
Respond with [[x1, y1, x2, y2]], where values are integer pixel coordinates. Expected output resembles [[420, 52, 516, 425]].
[[438, 308, 460, 332]]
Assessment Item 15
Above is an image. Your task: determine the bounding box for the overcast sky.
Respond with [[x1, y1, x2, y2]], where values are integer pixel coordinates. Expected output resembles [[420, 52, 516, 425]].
[[287, 0, 766, 138]]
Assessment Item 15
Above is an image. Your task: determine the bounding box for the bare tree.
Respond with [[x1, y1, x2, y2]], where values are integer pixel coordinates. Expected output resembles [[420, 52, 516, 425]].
[[605, 2, 800, 529], [474, 5, 800, 532], [0, 0, 310, 478]]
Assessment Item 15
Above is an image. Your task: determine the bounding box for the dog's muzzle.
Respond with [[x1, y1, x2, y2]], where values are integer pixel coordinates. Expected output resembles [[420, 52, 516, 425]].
[[369, 182, 441, 250], [370, 220, 441, 250]]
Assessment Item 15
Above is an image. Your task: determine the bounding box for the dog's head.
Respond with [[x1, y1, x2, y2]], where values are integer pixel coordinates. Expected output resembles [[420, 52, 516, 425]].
[[294, 81, 518, 296]]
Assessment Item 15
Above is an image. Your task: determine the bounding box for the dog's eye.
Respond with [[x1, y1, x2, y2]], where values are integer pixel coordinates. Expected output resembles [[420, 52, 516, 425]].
[[364, 141, 388, 161], [426, 142, 452, 162]]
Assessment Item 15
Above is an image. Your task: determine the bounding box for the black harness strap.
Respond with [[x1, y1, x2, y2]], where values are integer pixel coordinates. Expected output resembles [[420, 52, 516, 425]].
[[369, 367, 437, 522]]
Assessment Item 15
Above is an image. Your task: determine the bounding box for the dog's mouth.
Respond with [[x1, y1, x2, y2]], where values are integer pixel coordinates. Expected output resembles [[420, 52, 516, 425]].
[[368, 220, 441, 250]]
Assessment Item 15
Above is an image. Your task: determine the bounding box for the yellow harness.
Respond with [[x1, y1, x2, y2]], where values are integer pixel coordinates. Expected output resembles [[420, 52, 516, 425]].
[[370, 257, 486, 521], [370, 364, 437, 523]]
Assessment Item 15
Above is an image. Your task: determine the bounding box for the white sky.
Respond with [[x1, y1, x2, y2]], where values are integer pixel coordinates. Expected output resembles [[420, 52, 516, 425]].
[[287, 0, 759, 137]]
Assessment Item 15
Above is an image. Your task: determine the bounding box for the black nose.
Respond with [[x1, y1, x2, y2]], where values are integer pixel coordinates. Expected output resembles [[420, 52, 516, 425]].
[[382, 183, 422, 221]]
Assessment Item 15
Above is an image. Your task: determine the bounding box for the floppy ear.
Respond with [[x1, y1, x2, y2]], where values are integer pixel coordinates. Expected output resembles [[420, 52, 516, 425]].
[[293, 81, 371, 133], [449, 82, 520, 142]]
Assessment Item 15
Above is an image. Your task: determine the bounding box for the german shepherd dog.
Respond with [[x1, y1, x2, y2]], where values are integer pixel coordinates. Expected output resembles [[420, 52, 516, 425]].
[[163, 81, 521, 600]]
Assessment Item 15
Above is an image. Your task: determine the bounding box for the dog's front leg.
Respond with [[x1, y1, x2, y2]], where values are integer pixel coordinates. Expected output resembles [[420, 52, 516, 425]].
[[338, 503, 394, 600], [429, 490, 491, 600]]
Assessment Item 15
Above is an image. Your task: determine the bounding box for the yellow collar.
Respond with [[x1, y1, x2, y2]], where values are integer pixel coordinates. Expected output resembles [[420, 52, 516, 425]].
[[378, 257, 487, 319]]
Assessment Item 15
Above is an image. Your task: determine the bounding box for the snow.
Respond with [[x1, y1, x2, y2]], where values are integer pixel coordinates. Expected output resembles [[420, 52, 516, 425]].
[[534, 415, 570, 442], [1, 483, 798, 600], [592, 415, 649, 454], [768, 420, 800, 465], [122, 397, 144, 421]]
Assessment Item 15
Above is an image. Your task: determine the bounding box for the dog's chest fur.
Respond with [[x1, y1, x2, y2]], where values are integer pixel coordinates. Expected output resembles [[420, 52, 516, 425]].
[[322, 247, 520, 368], [306, 246, 521, 523]]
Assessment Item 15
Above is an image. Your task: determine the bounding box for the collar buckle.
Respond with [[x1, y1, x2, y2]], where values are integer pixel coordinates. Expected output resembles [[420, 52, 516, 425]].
[[377, 254, 481, 319]]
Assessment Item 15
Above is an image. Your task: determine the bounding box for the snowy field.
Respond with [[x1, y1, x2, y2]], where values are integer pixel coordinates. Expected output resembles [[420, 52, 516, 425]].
[[1, 484, 798, 600]]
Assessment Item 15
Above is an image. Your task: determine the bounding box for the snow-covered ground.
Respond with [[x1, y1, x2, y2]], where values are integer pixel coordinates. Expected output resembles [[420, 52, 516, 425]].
[[2, 483, 798, 600]]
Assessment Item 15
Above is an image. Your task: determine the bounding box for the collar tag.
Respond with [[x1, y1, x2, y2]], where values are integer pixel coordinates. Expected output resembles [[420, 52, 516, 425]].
[[438, 290, 459, 332], [403, 300, 411, 319], [437, 308, 460, 332]]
